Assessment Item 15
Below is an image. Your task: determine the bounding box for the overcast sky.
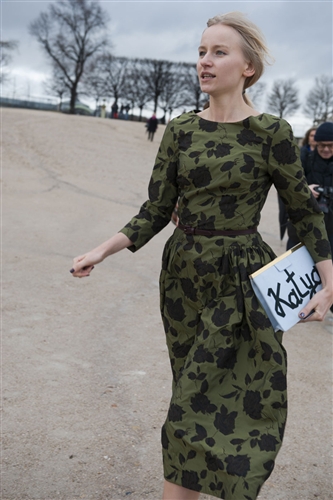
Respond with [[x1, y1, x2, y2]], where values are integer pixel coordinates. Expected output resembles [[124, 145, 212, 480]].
[[2, 0, 332, 135]]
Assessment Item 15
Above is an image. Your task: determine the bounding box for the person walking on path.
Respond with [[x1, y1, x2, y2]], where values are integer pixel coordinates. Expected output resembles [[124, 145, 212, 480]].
[[147, 114, 158, 141], [70, 12, 333, 500], [111, 101, 118, 119]]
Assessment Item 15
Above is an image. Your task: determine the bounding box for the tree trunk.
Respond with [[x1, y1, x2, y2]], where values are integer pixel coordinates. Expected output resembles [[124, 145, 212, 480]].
[[154, 95, 158, 114], [70, 86, 77, 114]]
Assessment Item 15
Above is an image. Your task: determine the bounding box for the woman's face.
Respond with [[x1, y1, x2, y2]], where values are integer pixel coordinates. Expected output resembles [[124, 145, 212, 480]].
[[308, 129, 317, 148], [197, 23, 254, 98]]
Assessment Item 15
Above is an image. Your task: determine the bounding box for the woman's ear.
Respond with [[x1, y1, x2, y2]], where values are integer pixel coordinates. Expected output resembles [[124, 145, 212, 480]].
[[243, 62, 255, 78]]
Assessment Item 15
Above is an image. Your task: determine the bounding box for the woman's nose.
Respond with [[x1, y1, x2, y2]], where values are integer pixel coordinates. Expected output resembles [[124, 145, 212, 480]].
[[200, 54, 212, 67]]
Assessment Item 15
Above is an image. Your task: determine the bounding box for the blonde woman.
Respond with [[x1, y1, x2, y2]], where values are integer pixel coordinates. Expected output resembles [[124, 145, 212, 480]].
[[71, 12, 333, 500]]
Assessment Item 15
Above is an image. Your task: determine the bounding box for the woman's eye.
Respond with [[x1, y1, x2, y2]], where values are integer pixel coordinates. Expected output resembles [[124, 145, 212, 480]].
[[216, 50, 226, 55], [199, 51, 206, 57]]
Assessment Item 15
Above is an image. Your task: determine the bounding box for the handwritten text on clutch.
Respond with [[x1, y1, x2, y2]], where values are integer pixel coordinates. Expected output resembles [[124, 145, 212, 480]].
[[267, 267, 322, 318]]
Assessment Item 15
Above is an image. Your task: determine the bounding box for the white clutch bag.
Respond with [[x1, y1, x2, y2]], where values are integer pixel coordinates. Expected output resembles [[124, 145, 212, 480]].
[[249, 243, 322, 332]]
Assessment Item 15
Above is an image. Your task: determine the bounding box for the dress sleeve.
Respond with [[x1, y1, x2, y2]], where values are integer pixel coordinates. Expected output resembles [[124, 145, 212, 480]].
[[267, 118, 331, 263], [119, 121, 179, 252]]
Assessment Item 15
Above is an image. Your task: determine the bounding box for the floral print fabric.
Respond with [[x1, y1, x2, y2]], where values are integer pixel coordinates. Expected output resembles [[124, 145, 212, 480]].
[[119, 112, 330, 499]]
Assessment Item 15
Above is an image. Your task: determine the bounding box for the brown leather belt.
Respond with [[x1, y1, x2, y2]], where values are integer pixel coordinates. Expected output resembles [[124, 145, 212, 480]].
[[178, 223, 257, 237]]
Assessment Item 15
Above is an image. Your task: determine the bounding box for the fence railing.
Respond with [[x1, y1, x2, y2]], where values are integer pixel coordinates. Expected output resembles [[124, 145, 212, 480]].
[[0, 96, 58, 111]]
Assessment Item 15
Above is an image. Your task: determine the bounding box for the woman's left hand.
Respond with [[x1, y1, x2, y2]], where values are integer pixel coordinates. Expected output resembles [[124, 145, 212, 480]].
[[298, 260, 333, 322]]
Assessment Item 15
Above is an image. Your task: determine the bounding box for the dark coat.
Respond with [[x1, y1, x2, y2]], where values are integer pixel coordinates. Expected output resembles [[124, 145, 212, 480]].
[[285, 149, 333, 251], [147, 116, 158, 133], [303, 149, 333, 232]]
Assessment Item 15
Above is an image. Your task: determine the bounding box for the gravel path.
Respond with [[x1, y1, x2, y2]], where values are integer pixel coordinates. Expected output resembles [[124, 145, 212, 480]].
[[2, 108, 332, 500]]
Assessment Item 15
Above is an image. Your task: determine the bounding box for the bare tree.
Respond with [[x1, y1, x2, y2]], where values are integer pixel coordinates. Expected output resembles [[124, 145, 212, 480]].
[[141, 58, 174, 114], [44, 63, 69, 111], [267, 78, 300, 118], [182, 63, 207, 111], [159, 63, 189, 121], [29, 0, 110, 114], [304, 75, 333, 124], [0, 40, 19, 84], [124, 58, 152, 121], [247, 82, 267, 108], [102, 55, 129, 108], [81, 55, 108, 112]]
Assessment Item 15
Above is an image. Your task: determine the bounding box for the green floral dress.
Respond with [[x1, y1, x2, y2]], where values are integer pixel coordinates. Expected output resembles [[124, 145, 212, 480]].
[[119, 112, 330, 500]]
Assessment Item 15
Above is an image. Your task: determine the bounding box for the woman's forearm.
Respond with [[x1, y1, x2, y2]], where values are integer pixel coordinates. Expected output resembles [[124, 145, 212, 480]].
[[97, 232, 133, 259], [71, 232, 133, 277]]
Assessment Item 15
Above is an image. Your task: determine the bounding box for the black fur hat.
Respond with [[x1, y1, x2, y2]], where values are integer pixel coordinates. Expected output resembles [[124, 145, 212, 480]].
[[314, 122, 333, 142]]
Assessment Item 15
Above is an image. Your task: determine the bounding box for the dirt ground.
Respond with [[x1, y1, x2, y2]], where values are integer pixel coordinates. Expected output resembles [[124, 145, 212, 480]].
[[2, 108, 332, 500]]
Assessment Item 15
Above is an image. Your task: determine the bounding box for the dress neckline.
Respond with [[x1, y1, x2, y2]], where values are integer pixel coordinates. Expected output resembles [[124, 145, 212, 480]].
[[189, 110, 265, 125]]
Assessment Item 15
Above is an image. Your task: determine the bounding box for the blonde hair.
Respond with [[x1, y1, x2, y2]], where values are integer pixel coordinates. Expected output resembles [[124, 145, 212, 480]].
[[206, 12, 272, 106]]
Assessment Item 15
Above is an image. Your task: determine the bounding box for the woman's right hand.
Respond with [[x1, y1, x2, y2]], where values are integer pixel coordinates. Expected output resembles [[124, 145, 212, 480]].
[[70, 232, 133, 278], [70, 249, 105, 278]]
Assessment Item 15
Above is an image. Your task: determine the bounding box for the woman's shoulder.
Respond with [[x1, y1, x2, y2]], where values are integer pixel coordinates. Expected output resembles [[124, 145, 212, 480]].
[[160, 111, 200, 137], [252, 113, 291, 128], [168, 110, 197, 126], [251, 113, 295, 140]]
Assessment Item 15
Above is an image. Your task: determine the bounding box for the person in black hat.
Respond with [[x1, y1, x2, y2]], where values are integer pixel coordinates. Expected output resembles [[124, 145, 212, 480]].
[[285, 121, 333, 312], [286, 122, 333, 246], [305, 121, 333, 248], [314, 121, 333, 144]]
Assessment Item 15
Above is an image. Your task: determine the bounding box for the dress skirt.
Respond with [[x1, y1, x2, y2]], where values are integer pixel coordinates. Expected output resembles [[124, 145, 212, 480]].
[[160, 228, 288, 500]]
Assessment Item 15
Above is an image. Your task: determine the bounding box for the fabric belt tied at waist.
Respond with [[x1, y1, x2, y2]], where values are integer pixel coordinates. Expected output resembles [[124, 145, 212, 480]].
[[178, 223, 258, 237]]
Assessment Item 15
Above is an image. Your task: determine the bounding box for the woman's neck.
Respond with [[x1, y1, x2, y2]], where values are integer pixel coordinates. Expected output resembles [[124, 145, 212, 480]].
[[199, 95, 260, 123]]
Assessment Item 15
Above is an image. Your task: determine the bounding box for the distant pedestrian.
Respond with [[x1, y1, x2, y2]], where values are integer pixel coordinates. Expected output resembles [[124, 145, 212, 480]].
[[147, 114, 158, 141], [111, 101, 118, 119], [124, 104, 130, 120]]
